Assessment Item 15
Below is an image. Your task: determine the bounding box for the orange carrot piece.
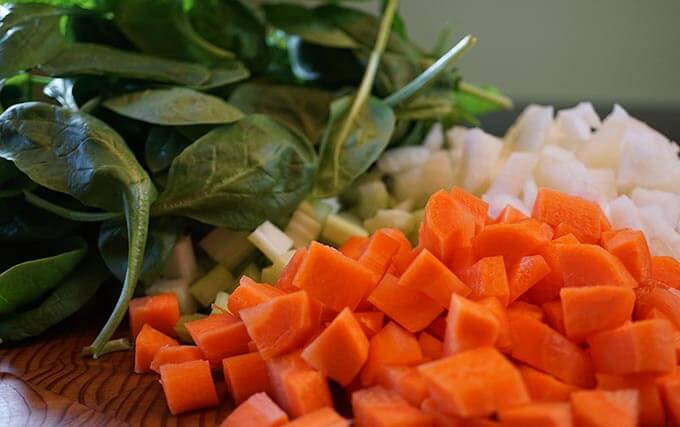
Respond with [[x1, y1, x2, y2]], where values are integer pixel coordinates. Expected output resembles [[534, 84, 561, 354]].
[[399, 249, 471, 308], [458, 256, 509, 306], [597, 372, 666, 426], [186, 313, 250, 363], [302, 308, 369, 386], [391, 247, 420, 276], [160, 359, 218, 416], [419, 332, 443, 361], [150, 345, 203, 374], [472, 220, 550, 268], [570, 389, 638, 427], [450, 187, 489, 233], [523, 241, 565, 304], [494, 205, 528, 224], [134, 324, 179, 374], [601, 229, 651, 282], [507, 255, 550, 303], [552, 233, 579, 244], [375, 365, 429, 407], [339, 236, 369, 260], [354, 311, 384, 339], [560, 286, 635, 341], [419, 190, 476, 264], [220, 392, 288, 427], [445, 245, 476, 276], [223, 352, 272, 405], [650, 256, 680, 289], [293, 241, 375, 312], [419, 399, 461, 427], [128, 293, 180, 338], [352, 386, 433, 427], [358, 229, 401, 280], [509, 315, 595, 387], [507, 301, 545, 322], [275, 248, 307, 292], [541, 301, 566, 335], [658, 372, 680, 426], [552, 222, 583, 242], [360, 322, 423, 386], [285, 407, 349, 427], [368, 273, 444, 333], [588, 319, 676, 375], [498, 402, 572, 427], [241, 291, 315, 360], [419, 347, 529, 418], [428, 316, 447, 340], [532, 188, 602, 244], [634, 284, 680, 329], [443, 293, 499, 356], [477, 297, 512, 353], [228, 277, 286, 317], [518, 365, 579, 402], [556, 243, 637, 288], [266, 351, 332, 418]]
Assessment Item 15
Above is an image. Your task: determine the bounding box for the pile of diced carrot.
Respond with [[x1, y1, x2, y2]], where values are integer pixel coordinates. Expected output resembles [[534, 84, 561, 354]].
[[128, 186, 680, 426]]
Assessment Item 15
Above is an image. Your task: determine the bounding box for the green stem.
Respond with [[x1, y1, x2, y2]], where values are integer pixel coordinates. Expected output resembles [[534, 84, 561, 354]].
[[24, 191, 122, 222], [79, 96, 101, 114], [458, 81, 514, 110], [384, 35, 477, 107], [81, 337, 133, 357]]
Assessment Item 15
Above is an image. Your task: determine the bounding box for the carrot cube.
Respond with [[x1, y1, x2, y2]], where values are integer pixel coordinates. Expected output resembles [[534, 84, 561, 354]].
[[223, 352, 272, 405], [427, 316, 447, 340], [450, 187, 489, 233], [419, 190, 476, 263], [498, 402, 572, 427], [650, 256, 680, 289], [494, 205, 528, 224], [541, 300, 566, 335], [443, 293, 499, 356], [360, 322, 423, 386], [358, 229, 402, 280], [375, 366, 428, 407], [339, 236, 369, 260], [399, 249, 470, 308], [658, 372, 680, 426], [570, 389, 638, 427], [597, 372, 666, 426], [186, 313, 250, 363], [150, 345, 203, 374], [128, 293, 180, 338], [507, 255, 550, 303], [354, 311, 385, 339], [518, 365, 579, 402], [556, 243, 637, 288], [601, 228, 651, 282], [472, 220, 550, 268], [477, 297, 512, 353], [285, 407, 349, 427], [532, 188, 603, 244], [458, 256, 509, 306], [160, 359, 218, 416], [275, 248, 307, 292], [560, 286, 635, 341], [134, 324, 178, 374], [634, 285, 680, 329], [418, 332, 443, 361], [220, 392, 288, 427], [352, 386, 433, 427], [507, 301, 545, 322], [228, 278, 286, 318]]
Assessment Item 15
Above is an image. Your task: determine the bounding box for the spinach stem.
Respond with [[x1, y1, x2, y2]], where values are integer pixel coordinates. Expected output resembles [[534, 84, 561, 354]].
[[24, 191, 122, 222], [384, 35, 477, 107], [81, 337, 133, 357], [458, 81, 514, 110]]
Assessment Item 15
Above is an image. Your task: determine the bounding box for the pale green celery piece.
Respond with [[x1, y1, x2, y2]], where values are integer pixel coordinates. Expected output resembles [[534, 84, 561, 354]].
[[211, 291, 230, 314], [189, 264, 237, 307], [392, 198, 415, 212], [364, 209, 415, 235], [355, 180, 390, 220], [199, 227, 255, 270], [175, 313, 207, 344], [285, 206, 322, 248], [161, 234, 200, 281], [146, 277, 198, 315], [321, 213, 368, 247], [240, 262, 261, 282], [261, 250, 296, 284], [248, 220, 294, 262]]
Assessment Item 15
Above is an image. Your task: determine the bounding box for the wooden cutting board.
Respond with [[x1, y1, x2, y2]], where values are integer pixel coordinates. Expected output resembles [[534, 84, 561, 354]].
[[0, 313, 233, 427]]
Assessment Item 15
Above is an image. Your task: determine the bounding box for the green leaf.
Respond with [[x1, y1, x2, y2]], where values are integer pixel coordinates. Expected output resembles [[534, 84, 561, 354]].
[[145, 127, 191, 173], [193, 62, 250, 90], [103, 87, 244, 126], [456, 83, 513, 115], [152, 114, 317, 230], [0, 198, 80, 242], [228, 82, 334, 143], [0, 255, 109, 342], [43, 78, 78, 110], [38, 43, 212, 86], [0, 237, 87, 315], [0, 4, 66, 79]]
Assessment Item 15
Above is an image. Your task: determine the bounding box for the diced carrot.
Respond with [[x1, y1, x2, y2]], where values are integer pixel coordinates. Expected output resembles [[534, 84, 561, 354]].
[[570, 389, 638, 427], [450, 187, 489, 233], [538, 222, 555, 240], [160, 359, 218, 416], [588, 319, 676, 375], [419, 190, 476, 264], [302, 308, 369, 386], [375, 366, 429, 407], [507, 301, 545, 322], [446, 246, 476, 276], [241, 291, 315, 360], [399, 249, 470, 308], [556, 243, 637, 288], [358, 229, 401, 281], [266, 351, 332, 418], [428, 316, 447, 340], [541, 301, 566, 335], [293, 241, 375, 312], [472, 220, 550, 268], [248, 341, 259, 353], [498, 402, 572, 427], [494, 205, 528, 224], [419, 332, 443, 361], [532, 188, 602, 244], [339, 236, 369, 260], [601, 229, 651, 282], [354, 311, 385, 339], [523, 241, 564, 304], [507, 255, 550, 303], [650, 256, 680, 289], [477, 297, 512, 353], [228, 278, 286, 318], [509, 315, 595, 387], [134, 324, 178, 374], [419, 347, 529, 418], [597, 372, 666, 426], [360, 322, 423, 386], [552, 222, 582, 242], [634, 284, 680, 329], [369, 273, 444, 333], [552, 233, 579, 244], [391, 247, 421, 276], [150, 345, 203, 374], [220, 392, 288, 427], [285, 407, 349, 427], [420, 399, 461, 427], [600, 210, 612, 231], [658, 372, 680, 426], [443, 293, 499, 356], [518, 365, 579, 402], [128, 293, 180, 338], [352, 386, 433, 427], [560, 286, 635, 341], [458, 256, 509, 306], [223, 352, 272, 405], [186, 313, 250, 363], [276, 248, 307, 292]]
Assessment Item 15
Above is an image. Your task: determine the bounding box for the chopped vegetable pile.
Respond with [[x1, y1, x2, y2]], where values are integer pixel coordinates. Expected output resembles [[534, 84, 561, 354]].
[[129, 186, 680, 426]]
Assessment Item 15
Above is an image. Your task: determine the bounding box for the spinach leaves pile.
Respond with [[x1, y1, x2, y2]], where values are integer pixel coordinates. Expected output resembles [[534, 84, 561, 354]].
[[0, 0, 510, 356]]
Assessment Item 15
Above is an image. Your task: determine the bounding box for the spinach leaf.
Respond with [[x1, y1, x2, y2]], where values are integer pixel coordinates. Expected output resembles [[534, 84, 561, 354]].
[[0, 158, 19, 186], [0, 255, 109, 343], [0, 237, 87, 315], [228, 82, 334, 143], [287, 39, 363, 87], [43, 78, 78, 110], [0, 4, 65, 79], [152, 114, 317, 230], [103, 87, 244, 126], [145, 127, 191, 173], [194, 62, 250, 90], [0, 198, 80, 242], [38, 43, 212, 86]]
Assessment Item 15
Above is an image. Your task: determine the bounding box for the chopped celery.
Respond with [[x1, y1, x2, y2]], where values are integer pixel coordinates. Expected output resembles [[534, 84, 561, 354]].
[[161, 235, 200, 281], [302, 199, 335, 222], [363, 209, 415, 235], [189, 264, 237, 307], [175, 313, 206, 344], [321, 213, 368, 246], [285, 206, 322, 249], [147, 277, 198, 314], [355, 180, 390, 220], [248, 221, 293, 262], [240, 262, 261, 282], [199, 228, 255, 270], [392, 198, 415, 212], [211, 291, 230, 314], [261, 250, 295, 284]]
